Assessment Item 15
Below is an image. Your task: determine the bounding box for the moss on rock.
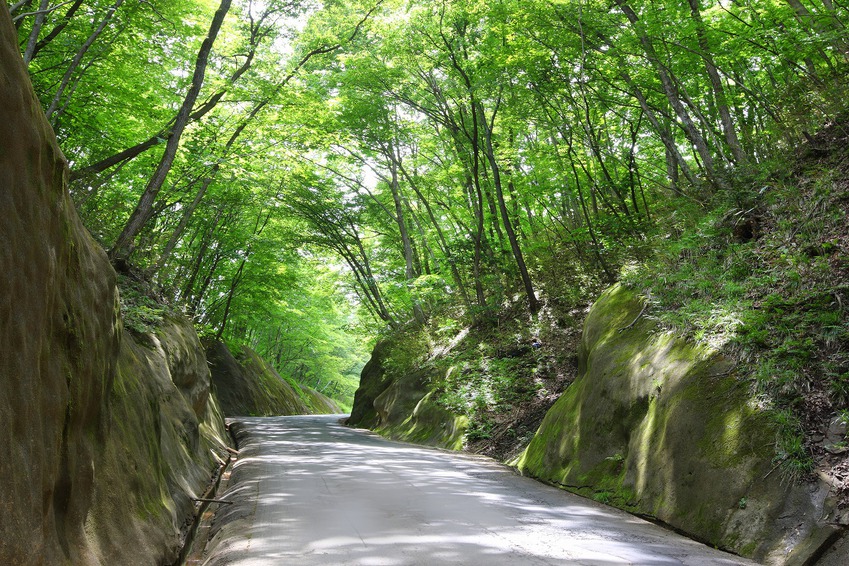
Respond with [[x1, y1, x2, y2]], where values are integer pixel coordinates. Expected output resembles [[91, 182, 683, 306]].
[[516, 283, 835, 563], [206, 340, 339, 417], [347, 339, 398, 428], [348, 337, 469, 450]]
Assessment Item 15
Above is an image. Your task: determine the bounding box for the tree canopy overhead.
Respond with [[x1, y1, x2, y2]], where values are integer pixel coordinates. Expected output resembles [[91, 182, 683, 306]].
[[13, 0, 849, 406]]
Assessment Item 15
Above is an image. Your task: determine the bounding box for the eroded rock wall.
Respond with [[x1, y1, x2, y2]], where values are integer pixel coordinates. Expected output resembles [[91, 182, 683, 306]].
[[347, 339, 395, 428], [206, 340, 340, 416], [1, 5, 119, 562], [0, 8, 229, 564], [347, 338, 468, 450], [516, 283, 839, 564], [85, 318, 229, 565]]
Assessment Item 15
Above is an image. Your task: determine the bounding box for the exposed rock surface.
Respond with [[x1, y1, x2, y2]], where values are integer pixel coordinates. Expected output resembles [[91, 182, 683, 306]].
[[346, 339, 467, 449], [347, 339, 395, 428], [516, 283, 843, 564], [206, 340, 340, 416], [372, 370, 467, 450], [87, 320, 230, 565], [0, 11, 229, 564]]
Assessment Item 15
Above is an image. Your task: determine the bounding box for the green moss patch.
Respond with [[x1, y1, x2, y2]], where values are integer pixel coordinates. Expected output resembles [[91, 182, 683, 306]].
[[517, 283, 831, 561]]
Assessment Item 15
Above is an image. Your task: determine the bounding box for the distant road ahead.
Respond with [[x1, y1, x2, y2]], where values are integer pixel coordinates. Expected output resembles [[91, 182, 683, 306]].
[[202, 415, 753, 566]]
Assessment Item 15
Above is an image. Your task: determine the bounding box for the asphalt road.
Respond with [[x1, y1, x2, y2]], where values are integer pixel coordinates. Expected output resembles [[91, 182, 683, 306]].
[[201, 415, 754, 566]]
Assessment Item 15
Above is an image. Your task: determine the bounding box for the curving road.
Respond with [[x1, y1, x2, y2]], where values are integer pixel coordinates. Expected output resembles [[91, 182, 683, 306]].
[[201, 415, 754, 566]]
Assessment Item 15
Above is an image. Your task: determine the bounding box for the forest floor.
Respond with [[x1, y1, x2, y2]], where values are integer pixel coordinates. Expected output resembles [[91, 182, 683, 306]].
[[453, 302, 590, 463], [788, 117, 849, 513]]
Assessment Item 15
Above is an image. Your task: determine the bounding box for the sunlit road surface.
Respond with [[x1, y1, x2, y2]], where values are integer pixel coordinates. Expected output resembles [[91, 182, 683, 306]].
[[203, 415, 754, 566]]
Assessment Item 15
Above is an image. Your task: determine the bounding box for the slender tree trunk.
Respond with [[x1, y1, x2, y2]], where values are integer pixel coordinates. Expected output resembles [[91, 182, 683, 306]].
[[614, 0, 720, 187], [21, 0, 48, 65], [215, 257, 246, 340], [386, 142, 426, 324], [30, 0, 84, 59], [620, 71, 698, 187], [46, 0, 125, 123], [561, 135, 615, 283], [687, 0, 747, 165], [110, 0, 232, 259], [181, 209, 224, 307], [475, 102, 540, 315], [785, 0, 848, 57], [396, 160, 472, 310]]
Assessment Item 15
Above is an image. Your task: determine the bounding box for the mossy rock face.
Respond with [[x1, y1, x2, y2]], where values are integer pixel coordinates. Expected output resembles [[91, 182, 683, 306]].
[[373, 369, 429, 429], [206, 340, 338, 417], [0, 9, 122, 563], [386, 391, 469, 450], [300, 386, 342, 414], [0, 16, 230, 563], [517, 283, 834, 563], [349, 339, 467, 449], [86, 324, 230, 565], [347, 339, 397, 428]]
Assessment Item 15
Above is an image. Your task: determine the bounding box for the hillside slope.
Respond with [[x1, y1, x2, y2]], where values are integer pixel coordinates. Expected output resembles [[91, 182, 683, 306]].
[[346, 118, 849, 563]]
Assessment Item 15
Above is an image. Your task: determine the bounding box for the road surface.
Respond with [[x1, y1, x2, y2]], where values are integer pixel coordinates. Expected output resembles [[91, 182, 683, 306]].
[[201, 415, 754, 565]]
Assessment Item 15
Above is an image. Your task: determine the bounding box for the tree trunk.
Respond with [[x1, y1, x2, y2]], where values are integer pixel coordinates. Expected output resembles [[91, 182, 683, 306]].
[[396, 159, 473, 310], [30, 0, 84, 60], [21, 0, 48, 65], [614, 0, 720, 187], [214, 257, 246, 340], [110, 0, 232, 259], [475, 101, 540, 315], [386, 142, 426, 324], [46, 0, 125, 123], [687, 0, 747, 165], [620, 71, 698, 188]]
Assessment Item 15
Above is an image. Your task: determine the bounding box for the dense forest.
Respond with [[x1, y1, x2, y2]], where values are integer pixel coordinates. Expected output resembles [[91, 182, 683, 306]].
[[14, 0, 848, 472]]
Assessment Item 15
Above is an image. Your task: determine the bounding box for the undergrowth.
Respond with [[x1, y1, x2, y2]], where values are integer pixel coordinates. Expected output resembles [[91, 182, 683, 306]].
[[118, 273, 169, 335], [378, 302, 581, 454]]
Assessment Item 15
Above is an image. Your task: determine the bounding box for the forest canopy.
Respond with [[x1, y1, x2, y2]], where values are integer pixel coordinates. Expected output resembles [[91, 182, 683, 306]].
[[13, 0, 849, 408]]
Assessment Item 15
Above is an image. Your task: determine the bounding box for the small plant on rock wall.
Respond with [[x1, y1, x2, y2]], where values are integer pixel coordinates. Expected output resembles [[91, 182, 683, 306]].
[[118, 275, 166, 335], [773, 409, 814, 481]]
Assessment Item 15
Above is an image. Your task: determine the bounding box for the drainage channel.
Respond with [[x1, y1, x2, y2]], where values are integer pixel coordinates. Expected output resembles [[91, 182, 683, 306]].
[[174, 424, 240, 566]]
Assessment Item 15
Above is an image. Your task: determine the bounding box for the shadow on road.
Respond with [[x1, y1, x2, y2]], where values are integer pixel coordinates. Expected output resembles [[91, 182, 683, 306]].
[[201, 415, 753, 566]]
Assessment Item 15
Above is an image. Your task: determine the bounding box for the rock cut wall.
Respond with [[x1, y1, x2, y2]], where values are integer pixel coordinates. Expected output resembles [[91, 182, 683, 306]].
[[517, 283, 841, 564], [206, 340, 340, 416], [0, 6, 229, 564]]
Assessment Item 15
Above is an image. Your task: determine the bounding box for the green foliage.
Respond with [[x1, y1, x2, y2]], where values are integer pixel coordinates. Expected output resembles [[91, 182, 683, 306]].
[[17, 0, 849, 435], [117, 275, 167, 335]]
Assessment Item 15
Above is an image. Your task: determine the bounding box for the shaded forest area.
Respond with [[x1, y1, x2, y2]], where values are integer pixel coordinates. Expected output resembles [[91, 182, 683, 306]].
[[13, 0, 849, 479]]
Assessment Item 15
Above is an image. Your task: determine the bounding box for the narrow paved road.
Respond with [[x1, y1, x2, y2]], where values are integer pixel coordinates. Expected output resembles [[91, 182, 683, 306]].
[[202, 415, 754, 566]]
